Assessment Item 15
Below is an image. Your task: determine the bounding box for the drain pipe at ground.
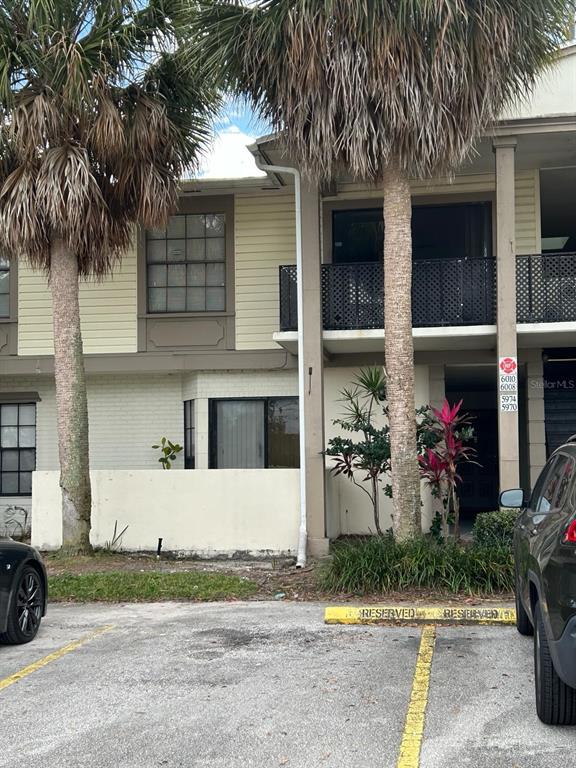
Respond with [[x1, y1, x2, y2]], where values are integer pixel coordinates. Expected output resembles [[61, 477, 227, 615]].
[[253, 154, 307, 568]]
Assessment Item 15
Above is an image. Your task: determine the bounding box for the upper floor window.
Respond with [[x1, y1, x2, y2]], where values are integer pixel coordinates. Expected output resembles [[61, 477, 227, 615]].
[[0, 256, 9, 317], [146, 214, 226, 313]]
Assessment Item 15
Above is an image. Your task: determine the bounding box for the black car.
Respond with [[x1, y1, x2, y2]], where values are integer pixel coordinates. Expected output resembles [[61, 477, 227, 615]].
[[0, 538, 47, 644], [501, 441, 576, 725]]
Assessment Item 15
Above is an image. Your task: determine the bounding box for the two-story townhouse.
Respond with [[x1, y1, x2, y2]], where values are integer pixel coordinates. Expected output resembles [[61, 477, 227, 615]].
[[2, 44, 576, 559]]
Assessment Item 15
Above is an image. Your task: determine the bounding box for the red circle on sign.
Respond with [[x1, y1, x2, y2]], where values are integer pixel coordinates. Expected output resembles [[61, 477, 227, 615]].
[[499, 357, 517, 375]]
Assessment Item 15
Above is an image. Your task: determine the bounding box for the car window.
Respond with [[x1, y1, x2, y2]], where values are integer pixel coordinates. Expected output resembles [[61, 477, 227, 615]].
[[530, 456, 558, 511], [554, 456, 575, 509], [536, 455, 574, 513]]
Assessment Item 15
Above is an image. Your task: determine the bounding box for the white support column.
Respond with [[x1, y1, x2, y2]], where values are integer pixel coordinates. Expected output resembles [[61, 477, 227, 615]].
[[494, 137, 520, 490], [300, 182, 329, 558]]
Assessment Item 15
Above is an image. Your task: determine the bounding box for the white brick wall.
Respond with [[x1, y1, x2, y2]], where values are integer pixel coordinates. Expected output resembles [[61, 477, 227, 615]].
[[181, 370, 298, 400], [87, 373, 183, 469], [1, 373, 184, 474]]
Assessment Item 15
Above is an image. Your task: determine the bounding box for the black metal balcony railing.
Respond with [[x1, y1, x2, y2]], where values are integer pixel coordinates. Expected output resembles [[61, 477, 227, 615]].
[[279, 257, 497, 332], [517, 252, 576, 323]]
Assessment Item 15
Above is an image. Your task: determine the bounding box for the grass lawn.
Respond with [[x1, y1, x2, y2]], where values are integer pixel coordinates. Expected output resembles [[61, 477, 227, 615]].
[[48, 571, 259, 602]]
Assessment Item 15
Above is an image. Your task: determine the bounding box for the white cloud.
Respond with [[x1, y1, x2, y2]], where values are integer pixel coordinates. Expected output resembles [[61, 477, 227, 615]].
[[196, 125, 266, 180]]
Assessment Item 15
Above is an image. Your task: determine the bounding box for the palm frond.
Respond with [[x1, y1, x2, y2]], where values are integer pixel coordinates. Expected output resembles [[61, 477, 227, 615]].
[[0, 0, 220, 275], [193, 0, 574, 182]]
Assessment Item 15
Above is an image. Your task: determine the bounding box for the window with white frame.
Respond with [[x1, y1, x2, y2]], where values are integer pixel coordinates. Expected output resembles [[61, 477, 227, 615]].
[[0, 404, 36, 495], [146, 213, 226, 313], [0, 255, 9, 318]]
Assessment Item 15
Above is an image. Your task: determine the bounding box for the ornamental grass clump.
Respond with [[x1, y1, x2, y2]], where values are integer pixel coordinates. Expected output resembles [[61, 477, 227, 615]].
[[320, 535, 514, 596]]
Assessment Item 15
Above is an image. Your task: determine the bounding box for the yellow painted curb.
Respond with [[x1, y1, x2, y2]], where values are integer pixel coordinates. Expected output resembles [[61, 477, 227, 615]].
[[324, 605, 516, 625]]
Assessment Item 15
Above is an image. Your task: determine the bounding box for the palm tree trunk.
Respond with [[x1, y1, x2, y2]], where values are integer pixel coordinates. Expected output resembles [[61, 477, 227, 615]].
[[49, 237, 92, 554], [383, 161, 421, 541]]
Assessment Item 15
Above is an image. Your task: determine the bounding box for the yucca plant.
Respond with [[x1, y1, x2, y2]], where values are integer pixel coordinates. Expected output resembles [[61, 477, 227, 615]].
[[194, 0, 573, 540], [325, 366, 437, 535], [0, 0, 218, 553]]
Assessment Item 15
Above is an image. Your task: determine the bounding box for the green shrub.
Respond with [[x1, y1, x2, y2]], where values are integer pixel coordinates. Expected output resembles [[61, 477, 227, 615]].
[[319, 535, 514, 595], [473, 508, 518, 548]]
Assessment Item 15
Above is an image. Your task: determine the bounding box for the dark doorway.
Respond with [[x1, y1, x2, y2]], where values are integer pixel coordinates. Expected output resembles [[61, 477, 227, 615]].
[[543, 349, 576, 455], [445, 366, 500, 527], [540, 169, 576, 253]]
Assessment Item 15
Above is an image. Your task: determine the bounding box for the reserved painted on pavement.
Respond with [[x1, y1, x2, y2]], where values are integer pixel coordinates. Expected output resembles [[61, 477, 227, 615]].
[[324, 605, 516, 625]]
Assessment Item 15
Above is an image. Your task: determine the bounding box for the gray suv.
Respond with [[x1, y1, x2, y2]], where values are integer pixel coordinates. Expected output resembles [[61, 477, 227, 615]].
[[501, 441, 576, 725]]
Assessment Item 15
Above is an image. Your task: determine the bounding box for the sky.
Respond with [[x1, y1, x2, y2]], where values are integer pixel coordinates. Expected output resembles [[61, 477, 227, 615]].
[[196, 99, 271, 180]]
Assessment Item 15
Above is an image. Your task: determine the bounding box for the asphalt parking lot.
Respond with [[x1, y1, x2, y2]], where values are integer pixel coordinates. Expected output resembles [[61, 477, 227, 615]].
[[1, 602, 575, 768]]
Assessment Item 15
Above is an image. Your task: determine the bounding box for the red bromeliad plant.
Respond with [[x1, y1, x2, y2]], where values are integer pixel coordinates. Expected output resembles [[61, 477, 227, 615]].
[[418, 399, 477, 540]]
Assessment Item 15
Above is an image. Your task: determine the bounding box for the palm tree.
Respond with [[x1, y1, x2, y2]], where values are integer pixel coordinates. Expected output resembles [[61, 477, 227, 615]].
[[194, 0, 570, 540], [0, 0, 217, 553]]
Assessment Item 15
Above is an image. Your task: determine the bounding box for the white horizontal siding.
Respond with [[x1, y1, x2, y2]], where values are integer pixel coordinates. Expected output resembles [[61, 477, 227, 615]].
[[333, 172, 497, 200], [515, 169, 541, 255], [234, 190, 296, 350], [18, 239, 138, 355]]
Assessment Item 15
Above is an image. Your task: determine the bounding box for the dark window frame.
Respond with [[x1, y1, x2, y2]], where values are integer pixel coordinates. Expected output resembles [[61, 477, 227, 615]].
[[0, 255, 9, 319], [0, 402, 36, 497], [208, 397, 299, 469], [184, 400, 195, 469]]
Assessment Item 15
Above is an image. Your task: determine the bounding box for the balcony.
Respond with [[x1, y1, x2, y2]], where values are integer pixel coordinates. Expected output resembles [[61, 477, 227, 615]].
[[279, 257, 497, 332], [517, 252, 576, 323]]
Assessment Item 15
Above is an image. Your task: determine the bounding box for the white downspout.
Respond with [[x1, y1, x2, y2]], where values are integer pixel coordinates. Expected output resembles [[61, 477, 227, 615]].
[[253, 155, 307, 568]]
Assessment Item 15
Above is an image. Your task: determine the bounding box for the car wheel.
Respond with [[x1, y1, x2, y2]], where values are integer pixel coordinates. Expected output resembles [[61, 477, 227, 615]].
[[515, 579, 533, 636], [534, 601, 576, 725], [0, 566, 44, 645]]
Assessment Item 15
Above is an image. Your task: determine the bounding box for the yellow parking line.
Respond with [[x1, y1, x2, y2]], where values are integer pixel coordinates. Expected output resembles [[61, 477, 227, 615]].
[[396, 625, 436, 768], [0, 624, 114, 693], [324, 605, 516, 625]]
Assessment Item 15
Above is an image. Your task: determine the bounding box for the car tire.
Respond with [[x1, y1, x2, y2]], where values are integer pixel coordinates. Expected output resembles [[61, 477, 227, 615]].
[[534, 601, 576, 725], [515, 581, 533, 636], [0, 566, 44, 645]]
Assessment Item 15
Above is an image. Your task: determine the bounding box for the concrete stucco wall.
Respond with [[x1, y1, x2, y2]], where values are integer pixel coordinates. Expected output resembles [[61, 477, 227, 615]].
[[32, 469, 300, 555], [501, 47, 576, 120], [324, 365, 432, 537]]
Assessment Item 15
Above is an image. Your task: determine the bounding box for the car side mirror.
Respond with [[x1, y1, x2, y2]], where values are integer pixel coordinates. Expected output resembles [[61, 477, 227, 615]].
[[499, 488, 526, 509]]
